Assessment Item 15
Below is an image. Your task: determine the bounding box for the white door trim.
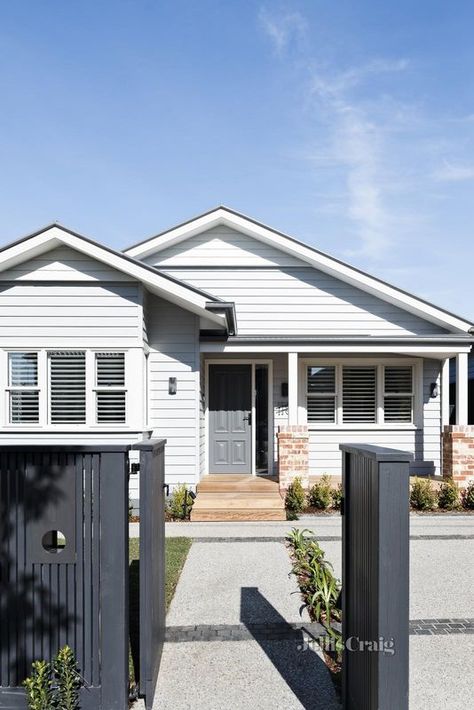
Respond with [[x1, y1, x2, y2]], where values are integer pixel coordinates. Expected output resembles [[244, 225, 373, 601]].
[[204, 358, 274, 476]]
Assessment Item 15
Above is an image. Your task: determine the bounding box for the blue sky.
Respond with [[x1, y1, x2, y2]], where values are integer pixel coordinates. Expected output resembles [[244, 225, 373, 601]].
[[1, 1, 473, 318]]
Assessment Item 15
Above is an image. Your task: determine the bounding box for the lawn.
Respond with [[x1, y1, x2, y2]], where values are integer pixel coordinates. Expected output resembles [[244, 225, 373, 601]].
[[129, 536, 192, 683]]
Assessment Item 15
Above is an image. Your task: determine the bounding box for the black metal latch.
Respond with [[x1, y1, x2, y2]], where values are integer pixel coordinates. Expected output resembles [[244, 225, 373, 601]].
[[130, 462, 140, 474]]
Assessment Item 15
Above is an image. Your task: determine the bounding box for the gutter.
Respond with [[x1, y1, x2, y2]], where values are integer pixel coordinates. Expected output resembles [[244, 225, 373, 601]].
[[200, 334, 474, 345], [205, 302, 237, 336]]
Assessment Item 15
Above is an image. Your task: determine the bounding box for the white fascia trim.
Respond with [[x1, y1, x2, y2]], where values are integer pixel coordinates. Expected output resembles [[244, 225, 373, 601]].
[[125, 208, 473, 334], [0, 227, 226, 328], [200, 342, 472, 357]]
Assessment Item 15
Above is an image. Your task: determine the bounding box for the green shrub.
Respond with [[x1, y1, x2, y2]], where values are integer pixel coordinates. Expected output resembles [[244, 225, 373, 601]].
[[462, 481, 474, 509], [285, 477, 306, 517], [308, 475, 333, 510], [24, 646, 81, 710], [53, 646, 81, 710], [438, 479, 460, 510], [410, 477, 437, 510], [168, 483, 194, 520], [24, 661, 54, 710], [331, 484, 343, 510]]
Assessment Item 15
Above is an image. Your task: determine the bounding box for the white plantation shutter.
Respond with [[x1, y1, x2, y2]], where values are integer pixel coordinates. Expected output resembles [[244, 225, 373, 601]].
[[307, 366, 336, 423], [384, 366, 413, 423], [50, 352, 86, 423], [9, 352, 39, 423], [342, 366, 377, 423], [96, 353, 126, 423]]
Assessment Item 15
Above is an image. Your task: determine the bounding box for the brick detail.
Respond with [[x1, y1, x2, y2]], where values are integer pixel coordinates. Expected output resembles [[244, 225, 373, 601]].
[[277, 425, 309, 492], [442, 425, 474, 487]]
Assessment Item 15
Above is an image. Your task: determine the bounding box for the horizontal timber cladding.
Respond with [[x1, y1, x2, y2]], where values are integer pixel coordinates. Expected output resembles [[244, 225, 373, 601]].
[[146, 295, 200, 487], [165, 267, 447, 336], [0, 282, 143, 347], [0, 446, 129, 710]]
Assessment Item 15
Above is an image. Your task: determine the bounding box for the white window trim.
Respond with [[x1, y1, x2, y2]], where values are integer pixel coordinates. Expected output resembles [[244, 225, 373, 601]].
[[301, 357, 422, 430], [1, 348, 142, 430]]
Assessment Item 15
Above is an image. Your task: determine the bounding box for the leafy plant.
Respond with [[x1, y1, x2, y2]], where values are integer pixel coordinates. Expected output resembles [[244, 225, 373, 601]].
[[331, 484, 343, 510], [410, 477, 437, 511], [462, 481, 474, 509], [23, 661, 54, 710], [438, 479, 460, 510], [308, 475, 333, 510], [168, 483, 193, 520], [284, 477, 306, 517], [53, 645, 81, 710]]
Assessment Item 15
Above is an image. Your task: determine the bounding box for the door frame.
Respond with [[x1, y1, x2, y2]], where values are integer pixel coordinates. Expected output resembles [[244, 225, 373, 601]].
[[204, 359, 274, 476]]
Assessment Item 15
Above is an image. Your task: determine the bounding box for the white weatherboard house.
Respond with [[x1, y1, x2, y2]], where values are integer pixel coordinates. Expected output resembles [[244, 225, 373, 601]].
[[0, 207, 473, 520]]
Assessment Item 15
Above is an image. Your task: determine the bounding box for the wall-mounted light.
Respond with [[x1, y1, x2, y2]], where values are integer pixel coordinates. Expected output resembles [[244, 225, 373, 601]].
[[430, 382, 439, 398], [168, 377, 177, 395], [281, 382, 288, 397]]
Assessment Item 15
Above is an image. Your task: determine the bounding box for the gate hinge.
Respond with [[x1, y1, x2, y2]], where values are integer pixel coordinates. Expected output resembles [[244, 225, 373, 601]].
[[130, 462, 140, 474]]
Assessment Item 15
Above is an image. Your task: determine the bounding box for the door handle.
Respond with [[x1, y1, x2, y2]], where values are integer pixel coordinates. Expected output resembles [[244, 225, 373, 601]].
[[243, 412, 252, 425]]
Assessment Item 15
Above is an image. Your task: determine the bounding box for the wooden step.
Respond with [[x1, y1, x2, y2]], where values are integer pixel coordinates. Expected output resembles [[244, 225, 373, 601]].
[[192, 493, 284, 509], [191, 509, 287, 522], [197, 474, 280, 493]]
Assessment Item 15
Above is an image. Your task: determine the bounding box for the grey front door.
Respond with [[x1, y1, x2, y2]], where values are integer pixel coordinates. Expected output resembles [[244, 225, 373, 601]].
[[209, 364, 252, 474]]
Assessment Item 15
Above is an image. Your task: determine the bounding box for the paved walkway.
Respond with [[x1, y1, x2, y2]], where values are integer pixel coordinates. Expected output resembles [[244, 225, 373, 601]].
[[134, 515, 474, 709], [153, 540, 340, 709]]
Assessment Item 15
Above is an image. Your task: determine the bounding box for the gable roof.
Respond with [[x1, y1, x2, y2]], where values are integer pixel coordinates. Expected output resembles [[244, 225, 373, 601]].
[[124, 206, 474, 334], [0, 223, 229, 329]]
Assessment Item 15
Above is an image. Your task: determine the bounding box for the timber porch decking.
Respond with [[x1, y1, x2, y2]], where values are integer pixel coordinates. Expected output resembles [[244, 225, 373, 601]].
[[190, 474, 286, 521]]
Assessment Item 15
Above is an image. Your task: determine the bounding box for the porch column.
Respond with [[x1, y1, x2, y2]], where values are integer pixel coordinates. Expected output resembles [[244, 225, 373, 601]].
[[288, 352, 299, 425], [441, 358, 450, 427], [277, 352, 309, 492], [456, 353, 468, 425]]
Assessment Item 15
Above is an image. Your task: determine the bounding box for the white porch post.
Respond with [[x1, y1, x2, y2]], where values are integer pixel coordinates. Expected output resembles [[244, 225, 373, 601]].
[[441, 358, 450, 427], [456, 353, 468, 425], [288, 352, 298, 425]]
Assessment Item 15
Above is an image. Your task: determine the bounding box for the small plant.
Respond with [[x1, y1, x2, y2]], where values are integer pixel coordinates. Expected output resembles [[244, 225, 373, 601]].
[[168, 483, 193, 520], [53, 645, 81, 710], [285, 477, 306, 518], [23, 647, 82, 710], [308, 475, 333, 510], [438, 479, 460, 510], [331, 484, 343, 510], [410, 477, 437, 511], [462, 481, 474, 509], [129, 496, 134, 521], [23, 661, 54, 710]]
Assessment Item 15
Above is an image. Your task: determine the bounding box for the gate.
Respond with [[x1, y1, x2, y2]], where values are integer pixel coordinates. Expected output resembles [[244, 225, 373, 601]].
[[340, 444, 411, 710], [136, 439, 166, 710], [0, 446, 130, 710]]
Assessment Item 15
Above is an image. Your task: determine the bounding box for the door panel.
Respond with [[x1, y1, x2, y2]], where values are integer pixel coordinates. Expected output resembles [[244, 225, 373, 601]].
[[209, 364, 252, 473]]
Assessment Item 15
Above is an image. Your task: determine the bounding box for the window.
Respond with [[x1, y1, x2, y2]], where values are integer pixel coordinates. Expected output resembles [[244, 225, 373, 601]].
[[384, 366, 413, 423], [307, 366, 336, 423], [342, 366, 377, 424], [9, 352, 39, 423], [306, 363, 415, 426], [50, 352, 86, 423], [96, 353, 126, 423]]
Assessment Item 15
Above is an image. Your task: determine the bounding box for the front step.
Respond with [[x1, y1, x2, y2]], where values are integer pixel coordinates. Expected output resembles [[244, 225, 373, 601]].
[[191, 475, 286, 521]]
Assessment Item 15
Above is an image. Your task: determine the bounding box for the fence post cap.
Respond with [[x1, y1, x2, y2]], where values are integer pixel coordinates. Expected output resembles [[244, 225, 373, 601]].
[[339, 443, 413, 462]]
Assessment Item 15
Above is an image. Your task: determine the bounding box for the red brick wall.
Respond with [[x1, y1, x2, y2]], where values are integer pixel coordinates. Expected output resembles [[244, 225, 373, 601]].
[[277, 425, 309, 491], [442, 425, 474, 487]]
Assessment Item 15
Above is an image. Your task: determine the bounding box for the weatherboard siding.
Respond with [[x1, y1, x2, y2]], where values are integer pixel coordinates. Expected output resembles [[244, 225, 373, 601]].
[[146, 295, 200, 488]]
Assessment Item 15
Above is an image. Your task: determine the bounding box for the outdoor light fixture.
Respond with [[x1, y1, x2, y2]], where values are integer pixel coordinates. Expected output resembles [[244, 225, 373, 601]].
[[168, 377, 177, 395], [430, 382, 439, 398]]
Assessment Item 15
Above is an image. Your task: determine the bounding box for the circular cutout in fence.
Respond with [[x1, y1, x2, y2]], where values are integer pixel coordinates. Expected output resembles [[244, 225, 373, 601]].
[[41, 530, 67, 554]]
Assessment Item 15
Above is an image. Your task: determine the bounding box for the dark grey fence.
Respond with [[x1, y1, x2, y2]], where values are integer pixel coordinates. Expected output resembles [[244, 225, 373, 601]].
[[0, 445, 130, 710], [135, 439, 166, 710], [340, 444, 411, 710]]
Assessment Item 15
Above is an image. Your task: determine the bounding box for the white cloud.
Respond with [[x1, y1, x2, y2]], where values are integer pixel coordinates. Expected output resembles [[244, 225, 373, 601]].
[[258, 6, 306, 55], [433, 161, 474, 182]]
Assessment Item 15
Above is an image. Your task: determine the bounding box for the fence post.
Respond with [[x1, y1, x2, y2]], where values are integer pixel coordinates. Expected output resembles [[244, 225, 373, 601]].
[[340, 444, 411, 710]]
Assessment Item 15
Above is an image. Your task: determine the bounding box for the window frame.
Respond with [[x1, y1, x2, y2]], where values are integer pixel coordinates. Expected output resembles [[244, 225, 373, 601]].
[[303, 358, 421, 429], [3, 348, 132, 429], [94, 352, 127, 424], [7, 351, 41, 424]]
